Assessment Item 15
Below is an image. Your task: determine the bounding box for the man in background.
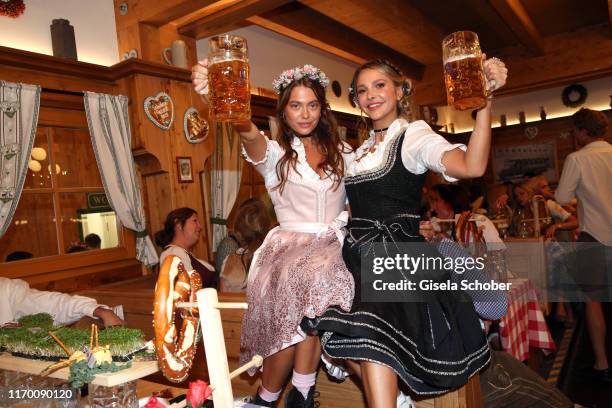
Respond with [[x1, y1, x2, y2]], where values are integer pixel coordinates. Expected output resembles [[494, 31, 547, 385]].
[[84, 233, 102, 250], [556, 108, 612, 382], [2, 251, 124, 328]]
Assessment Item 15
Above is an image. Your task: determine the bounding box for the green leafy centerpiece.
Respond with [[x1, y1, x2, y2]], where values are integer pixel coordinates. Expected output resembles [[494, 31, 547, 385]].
[[0, 313, 150, 361]]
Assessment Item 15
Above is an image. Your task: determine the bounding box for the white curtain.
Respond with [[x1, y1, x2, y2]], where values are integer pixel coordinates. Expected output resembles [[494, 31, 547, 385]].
[[83, 92, 158, 267], [268, 115, 279, 140], [210, 122, 242, 250], [0, 81, 40, 238]]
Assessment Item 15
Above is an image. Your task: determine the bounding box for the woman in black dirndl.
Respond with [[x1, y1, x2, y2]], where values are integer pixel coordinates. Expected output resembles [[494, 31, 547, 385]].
[[304, 57, 508, 406]]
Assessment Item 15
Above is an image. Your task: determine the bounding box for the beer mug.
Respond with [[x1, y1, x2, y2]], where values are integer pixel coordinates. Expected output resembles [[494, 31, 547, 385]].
[[163, 39, 188, 68], [208, 34, 251, 122], [442, 31, 488, 111]]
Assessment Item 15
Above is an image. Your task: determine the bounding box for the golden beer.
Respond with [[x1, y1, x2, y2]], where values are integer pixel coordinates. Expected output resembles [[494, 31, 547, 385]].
[[442, 31, 487, 111], [208, 35, 251, 122], [444, 55, 487, 111]]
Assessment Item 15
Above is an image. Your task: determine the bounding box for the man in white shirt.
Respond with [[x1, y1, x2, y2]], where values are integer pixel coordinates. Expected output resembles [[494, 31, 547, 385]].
[[555, 108, 611, 382], [0, 276, 125, 327]]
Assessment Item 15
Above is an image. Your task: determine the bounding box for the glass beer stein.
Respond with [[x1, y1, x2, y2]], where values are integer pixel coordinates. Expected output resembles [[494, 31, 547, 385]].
[[208, 34, 251, 122], [442, 31, 488, 111]]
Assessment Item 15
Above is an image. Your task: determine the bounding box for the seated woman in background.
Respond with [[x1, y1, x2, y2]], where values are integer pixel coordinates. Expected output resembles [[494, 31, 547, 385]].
[[155, 207, 216, 288], [513, 181, 577, 239], [429, 184, 504, 250], [219, 198, 272, 293], [525, 176, 578, 240], [429, 183, 508, 282]]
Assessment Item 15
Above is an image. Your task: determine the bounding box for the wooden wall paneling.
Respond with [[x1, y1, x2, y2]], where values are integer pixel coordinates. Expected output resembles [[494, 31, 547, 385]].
[[116, 23, 142, 63], [137, 23, 163, 64], [169, 79, 213, 260], [0, 192, 58, 261], [0, 46, 117, 94], [130, 74, 174, 172], [28, 261, 141, 293], [38, 106, 88, 128], [442, 112, 612, 187], [144, 172, 175, 257]]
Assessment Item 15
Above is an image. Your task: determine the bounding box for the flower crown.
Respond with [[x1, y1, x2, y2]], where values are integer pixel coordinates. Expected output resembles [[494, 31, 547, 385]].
[[272, 64, 330, 94]]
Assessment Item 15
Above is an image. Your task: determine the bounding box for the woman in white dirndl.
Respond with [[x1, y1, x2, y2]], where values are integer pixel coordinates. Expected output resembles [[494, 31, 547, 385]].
[[192, 62, 354, 407]]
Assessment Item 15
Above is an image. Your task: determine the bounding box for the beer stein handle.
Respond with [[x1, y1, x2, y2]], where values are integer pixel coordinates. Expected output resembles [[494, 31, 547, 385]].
[[162, 48, 172, 65]]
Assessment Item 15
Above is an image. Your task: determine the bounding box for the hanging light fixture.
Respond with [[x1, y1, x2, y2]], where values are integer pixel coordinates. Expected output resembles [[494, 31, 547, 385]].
[[31, 147, 47, 161], [28, 159, 41, 172], [47, 164, 61, 174]]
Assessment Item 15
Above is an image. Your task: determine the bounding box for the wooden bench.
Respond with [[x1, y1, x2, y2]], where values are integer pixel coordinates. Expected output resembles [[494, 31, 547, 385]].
[[78, 280, 482, 407]]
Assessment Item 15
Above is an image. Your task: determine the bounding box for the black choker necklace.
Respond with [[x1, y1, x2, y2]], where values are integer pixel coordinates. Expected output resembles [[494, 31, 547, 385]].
[[372, 127, 389, 133]]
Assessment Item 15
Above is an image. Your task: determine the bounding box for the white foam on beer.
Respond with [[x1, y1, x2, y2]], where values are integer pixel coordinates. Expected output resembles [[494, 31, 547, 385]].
[[209, 55, 247, 64], [444, 54, 479, 64]]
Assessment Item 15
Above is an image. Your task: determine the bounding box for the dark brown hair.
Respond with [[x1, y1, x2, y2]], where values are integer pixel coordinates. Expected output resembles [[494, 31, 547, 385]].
[[572, 108, 608, 138], [154, 207, 197, 248], [431, 184, 471, 213], [233, 198, 272, 271], [275, 77, 348, 193], [349, 59, 414, 126]]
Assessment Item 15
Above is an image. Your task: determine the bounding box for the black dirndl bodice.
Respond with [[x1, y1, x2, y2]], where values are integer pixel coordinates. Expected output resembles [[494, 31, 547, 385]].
[[302, 132, 490, 395]]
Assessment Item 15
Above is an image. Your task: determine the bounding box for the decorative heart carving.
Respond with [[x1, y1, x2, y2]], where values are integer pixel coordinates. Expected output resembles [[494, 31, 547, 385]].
[[183, 107, 209, 144], [144, 92, 174, 130]]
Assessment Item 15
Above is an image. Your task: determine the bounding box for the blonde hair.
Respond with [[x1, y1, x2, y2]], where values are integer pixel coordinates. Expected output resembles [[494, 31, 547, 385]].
[[515, 181, 535, 198], [349, 59, 414, 122]]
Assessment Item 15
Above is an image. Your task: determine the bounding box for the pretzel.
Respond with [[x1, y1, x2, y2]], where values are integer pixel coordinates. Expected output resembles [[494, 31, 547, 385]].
[[455, 211, 484, 246], [153, 256, 202, 382]]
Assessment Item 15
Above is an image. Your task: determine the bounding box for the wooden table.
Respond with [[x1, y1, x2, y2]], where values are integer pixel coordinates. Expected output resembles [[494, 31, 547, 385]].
[[0, 353, 158, 387]]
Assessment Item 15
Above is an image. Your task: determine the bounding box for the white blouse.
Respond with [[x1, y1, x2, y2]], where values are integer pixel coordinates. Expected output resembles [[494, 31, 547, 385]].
[[347, 118, 466, 182], [0, 277, 105, 326], [243, 137, 354, 226]]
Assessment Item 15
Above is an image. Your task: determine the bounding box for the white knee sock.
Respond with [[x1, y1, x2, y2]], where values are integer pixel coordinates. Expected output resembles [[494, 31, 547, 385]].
[[291, 370, 316, 399], [258, 385, 281, 402]]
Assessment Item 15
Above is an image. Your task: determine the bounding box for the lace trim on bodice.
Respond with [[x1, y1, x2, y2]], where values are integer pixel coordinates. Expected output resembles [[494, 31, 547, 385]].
[[345, 131, 404, 185]]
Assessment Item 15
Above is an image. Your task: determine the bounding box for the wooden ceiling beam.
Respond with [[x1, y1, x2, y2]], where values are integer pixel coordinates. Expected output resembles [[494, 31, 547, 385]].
[[463, 0, 519, 46], [609, 0, 612, 34], [489, 0, 544, 55], [113, 0, 216, 30], [250, 3, 425, 80], [177, 0, 293, 39], [301, 0, 444, 65], [414, 25, 612, 107]]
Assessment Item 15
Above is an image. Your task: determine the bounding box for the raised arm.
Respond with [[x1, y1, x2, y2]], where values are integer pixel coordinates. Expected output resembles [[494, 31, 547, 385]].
[[191, 59, 267, 161], [442, 56, 508, 179]]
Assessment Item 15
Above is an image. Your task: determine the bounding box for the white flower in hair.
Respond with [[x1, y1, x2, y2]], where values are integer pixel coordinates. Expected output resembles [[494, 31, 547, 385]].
[[272, 64, 330, 94]]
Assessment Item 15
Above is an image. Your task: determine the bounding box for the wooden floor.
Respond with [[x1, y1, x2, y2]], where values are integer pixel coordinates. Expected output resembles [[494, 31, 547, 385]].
[[79, 275, 479, 408]]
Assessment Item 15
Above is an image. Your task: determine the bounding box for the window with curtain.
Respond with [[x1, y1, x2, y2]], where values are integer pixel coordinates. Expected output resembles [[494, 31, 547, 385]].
[[0, 126, 121, 261]]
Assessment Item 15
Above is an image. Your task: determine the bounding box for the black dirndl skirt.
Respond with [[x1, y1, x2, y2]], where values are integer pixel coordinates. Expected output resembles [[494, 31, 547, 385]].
[[302, 214, 491, 395]]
